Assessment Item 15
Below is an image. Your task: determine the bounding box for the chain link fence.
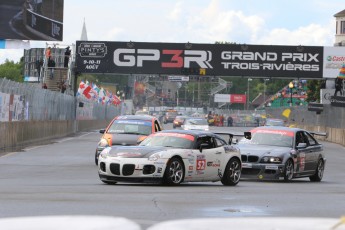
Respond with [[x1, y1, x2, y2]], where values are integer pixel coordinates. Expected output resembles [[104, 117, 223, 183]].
[[0, 78, 119, 121]]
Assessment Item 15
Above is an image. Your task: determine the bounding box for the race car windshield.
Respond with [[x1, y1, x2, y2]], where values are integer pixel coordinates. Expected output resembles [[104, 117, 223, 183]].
[[242, 133, 293, 148], [265, 119, 285, 126], [185, 119, 208, 125], [107, 121, 152, 135], [140, 135, 194, 149]]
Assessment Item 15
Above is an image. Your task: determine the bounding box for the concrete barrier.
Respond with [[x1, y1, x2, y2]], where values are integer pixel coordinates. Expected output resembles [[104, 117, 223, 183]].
[[0, 119, 344, 154], [0, 120, 110, 153], [297, 125, 345, 146]]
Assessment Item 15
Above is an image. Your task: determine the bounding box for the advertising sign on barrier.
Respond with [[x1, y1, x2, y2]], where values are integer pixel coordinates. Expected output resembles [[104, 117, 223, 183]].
[[331, 96, 345, 108], [214, 94, 246, 104]]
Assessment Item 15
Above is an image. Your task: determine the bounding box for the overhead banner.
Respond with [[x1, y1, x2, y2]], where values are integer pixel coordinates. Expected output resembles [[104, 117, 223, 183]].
[[75, 41, 324, 78]]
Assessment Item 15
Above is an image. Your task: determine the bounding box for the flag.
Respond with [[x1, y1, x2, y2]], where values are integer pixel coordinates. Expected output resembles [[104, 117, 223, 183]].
[[83, 85, 92, 99], [98, 88, 106, 104], [113, 95, 121, 105], [92, 83, 100, 97], [282, 109, 291, 118], [82, 80, 92, 99], [77, 80, 86, 96]]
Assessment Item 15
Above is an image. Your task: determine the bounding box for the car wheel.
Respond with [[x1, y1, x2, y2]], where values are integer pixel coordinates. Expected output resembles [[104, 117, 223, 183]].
[[221, 158, 241, 186], [309, 159, 324, 182], [284, 159, 294, 182], [163, 157, 184, 185]]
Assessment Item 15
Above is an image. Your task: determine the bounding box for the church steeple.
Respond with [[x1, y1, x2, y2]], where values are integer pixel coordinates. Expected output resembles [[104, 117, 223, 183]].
[[80, 18, 88, 41]]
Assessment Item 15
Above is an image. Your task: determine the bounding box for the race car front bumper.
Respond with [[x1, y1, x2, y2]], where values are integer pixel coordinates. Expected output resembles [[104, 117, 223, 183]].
[[98, 157, 169, 184], [241, 162, 286, 180]]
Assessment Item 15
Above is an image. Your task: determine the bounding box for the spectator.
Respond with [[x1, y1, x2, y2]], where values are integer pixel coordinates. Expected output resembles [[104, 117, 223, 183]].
[[334, 77, 343, 96], [45, 47, 51, 61], [219, 114, 224, 127], [59, 80, 67, 93], [64, 46, 71, 68], [48, 57, 55, 79], [227, 115, 233, 127], [35, 0, 42, 14], [42, 83, 47, 89]]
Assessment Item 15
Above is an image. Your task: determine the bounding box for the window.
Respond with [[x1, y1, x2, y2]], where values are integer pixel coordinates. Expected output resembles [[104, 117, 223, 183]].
[[215, 137, 226, 147], [195, 136, 215, 149], [341, 21, 345, 34], [296, 132, 307, 146], [304, 132, 317, 146]]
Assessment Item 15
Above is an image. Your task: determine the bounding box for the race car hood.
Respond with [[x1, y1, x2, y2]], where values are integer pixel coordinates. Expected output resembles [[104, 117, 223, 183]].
[[107, 146, 167, 158], [238, 144, 291, 157], [105, 133, 147, 146]]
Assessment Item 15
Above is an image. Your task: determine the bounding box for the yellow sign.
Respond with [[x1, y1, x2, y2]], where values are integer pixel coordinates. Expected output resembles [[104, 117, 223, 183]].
[[199, 68, 206, 75]]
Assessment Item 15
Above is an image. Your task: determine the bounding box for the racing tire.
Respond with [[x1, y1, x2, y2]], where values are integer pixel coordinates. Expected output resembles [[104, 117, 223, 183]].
[[309, 159, 324, 182], [163, 157, 184, 186], [221, 158, 241, 186], [284, 159, 294, 182]]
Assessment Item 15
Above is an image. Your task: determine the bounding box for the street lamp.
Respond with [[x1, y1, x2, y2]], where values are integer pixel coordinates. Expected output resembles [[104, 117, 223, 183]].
[[289, 82, 294, 107], [247, 78, 252, 110], [263, 78, 269, 107]]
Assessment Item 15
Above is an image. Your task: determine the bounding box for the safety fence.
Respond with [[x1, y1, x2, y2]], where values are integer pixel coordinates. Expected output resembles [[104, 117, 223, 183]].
[[0, 78, 120, 152]]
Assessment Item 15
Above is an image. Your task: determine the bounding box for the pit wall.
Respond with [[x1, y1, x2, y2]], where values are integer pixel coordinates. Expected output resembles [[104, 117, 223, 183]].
[[0, 120, 110, 153]]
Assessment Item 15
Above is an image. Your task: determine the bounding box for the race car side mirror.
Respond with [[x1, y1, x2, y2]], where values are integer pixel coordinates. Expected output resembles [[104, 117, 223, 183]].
[[244, 132, 251, 140], [199, 143, 209, 152], [99, 129, 105, 134], [296, 143, 307, 149]]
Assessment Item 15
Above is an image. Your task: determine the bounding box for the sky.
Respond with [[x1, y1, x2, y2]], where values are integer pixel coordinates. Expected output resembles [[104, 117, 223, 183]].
[[0, 0, 344, 64]]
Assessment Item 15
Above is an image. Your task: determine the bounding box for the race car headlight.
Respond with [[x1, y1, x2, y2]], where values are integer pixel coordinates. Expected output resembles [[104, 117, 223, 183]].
[[98, 138, 109, 147], [100, 147, 111, 159], [149, 153, 160, 161], [261, 156, 282, 163]]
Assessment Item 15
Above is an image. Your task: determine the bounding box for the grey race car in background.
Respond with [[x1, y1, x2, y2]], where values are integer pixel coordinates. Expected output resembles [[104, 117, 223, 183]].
[[237, 126, 326, 182]]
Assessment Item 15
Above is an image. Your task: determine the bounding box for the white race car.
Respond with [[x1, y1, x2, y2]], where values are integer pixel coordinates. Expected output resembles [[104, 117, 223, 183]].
[[98, 130, 242, 186]]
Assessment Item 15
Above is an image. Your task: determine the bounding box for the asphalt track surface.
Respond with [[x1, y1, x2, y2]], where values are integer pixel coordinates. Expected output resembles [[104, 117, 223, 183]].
[[0, 125, 344, 229]]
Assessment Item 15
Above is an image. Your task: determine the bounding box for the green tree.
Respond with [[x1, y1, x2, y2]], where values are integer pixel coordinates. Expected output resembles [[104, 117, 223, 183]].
[[306, 80, 320, 102], [0, 59, 24, 82]]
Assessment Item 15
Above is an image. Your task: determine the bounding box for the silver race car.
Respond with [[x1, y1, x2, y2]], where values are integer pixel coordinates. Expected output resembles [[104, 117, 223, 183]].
[[98, 130, 242, 186], [237, 126, 326, 182]]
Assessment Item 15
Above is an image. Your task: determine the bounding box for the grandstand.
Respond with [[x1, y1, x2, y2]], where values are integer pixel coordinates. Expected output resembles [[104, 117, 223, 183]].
[[261, 80, 309, 108]]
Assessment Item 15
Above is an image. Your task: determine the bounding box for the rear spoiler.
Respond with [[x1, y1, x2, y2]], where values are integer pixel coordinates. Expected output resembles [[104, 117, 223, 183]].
[[309, 131, 328, 138], [214, 132, 251, 144]]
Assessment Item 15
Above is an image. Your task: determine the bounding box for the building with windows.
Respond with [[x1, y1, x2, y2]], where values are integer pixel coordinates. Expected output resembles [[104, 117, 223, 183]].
[[334, 9, 345, 46]]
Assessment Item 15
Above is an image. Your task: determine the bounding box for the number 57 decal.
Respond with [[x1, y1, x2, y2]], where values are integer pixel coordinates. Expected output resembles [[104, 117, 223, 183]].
[[197, 159, 206, 170]]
